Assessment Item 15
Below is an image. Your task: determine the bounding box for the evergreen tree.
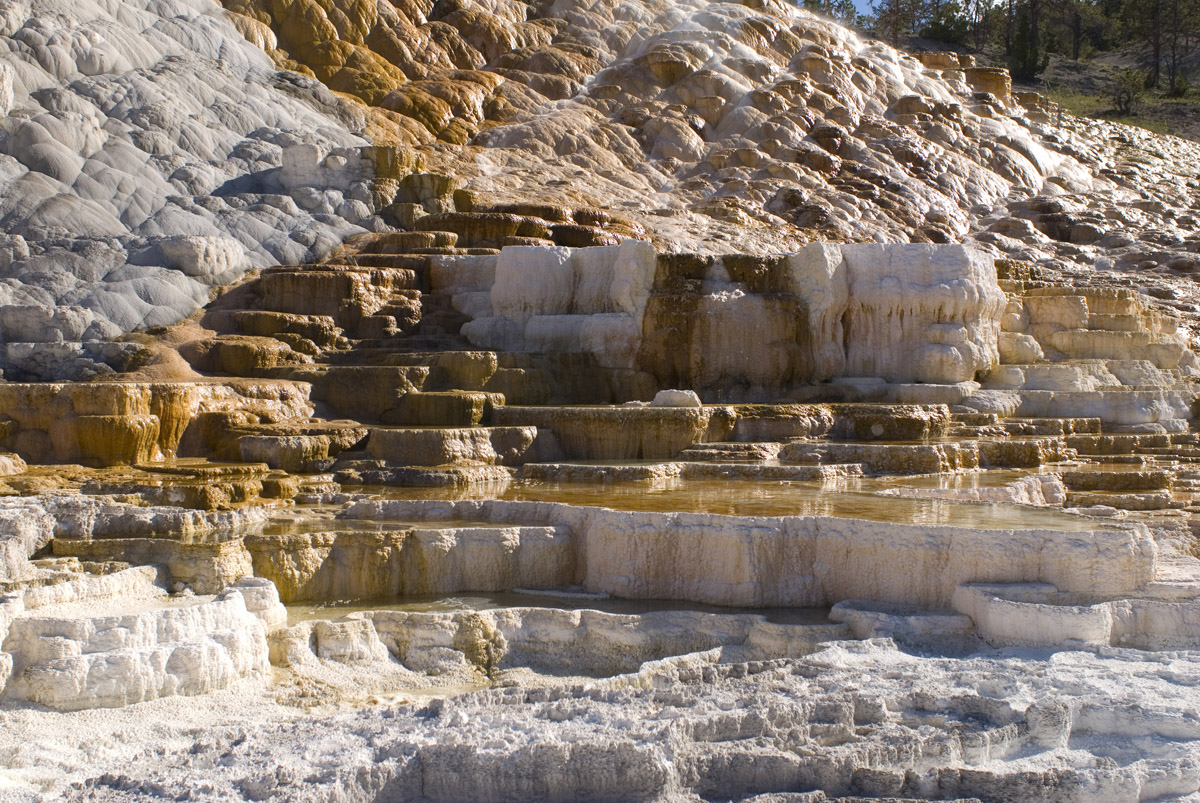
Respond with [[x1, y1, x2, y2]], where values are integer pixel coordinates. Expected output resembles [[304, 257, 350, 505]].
[[803, 0, 860, 24], [1121, 0, 1199, 89], [1009, 7, 1050, 79]]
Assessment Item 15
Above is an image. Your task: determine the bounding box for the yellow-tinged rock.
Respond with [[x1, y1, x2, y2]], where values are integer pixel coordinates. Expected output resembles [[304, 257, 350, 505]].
[[306, 39, 356, 80], [381, 85, 455, 136], [225, 11, 277, 51], [52, 415, 161, 467], [314, 0, 376, 44], [327, 47, 409, 106], [0, 382, 314, 466], [271, 0, 338, 48], [221, 0, 272, 24]]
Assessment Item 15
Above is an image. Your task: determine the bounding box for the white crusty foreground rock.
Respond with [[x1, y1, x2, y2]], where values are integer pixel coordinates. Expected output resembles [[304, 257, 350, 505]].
[[1, 570, 284, 710], [7, 638, 1200, 802]]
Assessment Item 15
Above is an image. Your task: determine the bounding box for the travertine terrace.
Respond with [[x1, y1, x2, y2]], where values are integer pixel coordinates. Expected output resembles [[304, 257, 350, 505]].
[[2, 0, 1200, 801]]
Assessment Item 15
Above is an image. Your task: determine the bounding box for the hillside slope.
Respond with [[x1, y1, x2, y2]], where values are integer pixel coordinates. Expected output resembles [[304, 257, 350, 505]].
[[0, 0, 1197, 366]]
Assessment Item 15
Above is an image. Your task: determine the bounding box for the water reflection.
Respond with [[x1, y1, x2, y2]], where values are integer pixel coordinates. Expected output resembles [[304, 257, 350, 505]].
[[363, 474, 1104, 531], [285, 589, 832, 627]]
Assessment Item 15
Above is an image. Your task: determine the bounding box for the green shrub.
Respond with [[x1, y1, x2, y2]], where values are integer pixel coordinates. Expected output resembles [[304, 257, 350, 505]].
[[1169, 73, 1191, 99], [1113, 68, 1144, 114]]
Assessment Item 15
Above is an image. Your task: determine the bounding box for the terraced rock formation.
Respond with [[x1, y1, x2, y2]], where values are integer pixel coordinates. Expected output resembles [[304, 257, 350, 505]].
[[211, 0, 1200, 280], [3, 0, 1200, 800], [1, 229, 1200, 799]]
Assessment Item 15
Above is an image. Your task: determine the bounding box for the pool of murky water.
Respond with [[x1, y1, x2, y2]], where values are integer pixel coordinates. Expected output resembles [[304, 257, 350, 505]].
[[285, 589, 832, 627], [360, 473, 1106, 531]]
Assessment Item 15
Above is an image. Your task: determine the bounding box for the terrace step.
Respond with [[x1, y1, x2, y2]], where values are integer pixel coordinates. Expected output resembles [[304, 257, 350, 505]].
[[779, 437, 1073, 475], [364, 426, 551, 467], [1066, 433, 1173, 455], [1061, 468, 1175, 492], [333, 462, 514, 488], [1066, 490, 1178, 510], [379, 391, 505, 427], [1003, 417, 1101, 436], [516, 461, 862, 483], [675, 442, 783, 462]]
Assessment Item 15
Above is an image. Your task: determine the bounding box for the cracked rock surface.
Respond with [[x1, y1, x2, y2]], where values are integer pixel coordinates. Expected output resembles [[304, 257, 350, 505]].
[[3, 639, 1199, 802]]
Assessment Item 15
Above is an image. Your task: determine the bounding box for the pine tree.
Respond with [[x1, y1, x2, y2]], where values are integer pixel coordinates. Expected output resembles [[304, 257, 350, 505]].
[[1009, 7, 1050, 79]]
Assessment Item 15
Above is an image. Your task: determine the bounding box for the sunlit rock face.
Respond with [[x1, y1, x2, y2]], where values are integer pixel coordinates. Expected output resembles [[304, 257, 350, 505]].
[[462, 241, 1004, 397], [0, 380, 313, 465], [0, 0, 392, 373], [0, 0, 1196, 373], [215, 0, 1200, 304], [0, 569, 284, 710]]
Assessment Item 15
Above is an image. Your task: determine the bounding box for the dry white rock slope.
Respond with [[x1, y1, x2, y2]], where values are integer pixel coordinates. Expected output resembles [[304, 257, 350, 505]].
[[0, 0, 382, 376]]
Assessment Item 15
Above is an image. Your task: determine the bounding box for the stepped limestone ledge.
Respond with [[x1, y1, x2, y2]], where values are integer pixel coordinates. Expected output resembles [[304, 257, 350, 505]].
[[0, 494, 270, 590], [0, 0, 412, 379], [343, 499, 1156, 608]]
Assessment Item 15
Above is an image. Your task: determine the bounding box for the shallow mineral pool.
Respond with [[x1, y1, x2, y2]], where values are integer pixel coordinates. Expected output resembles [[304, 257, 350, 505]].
[[285, 589, 832, 627], [366, 474, 1108, 531]]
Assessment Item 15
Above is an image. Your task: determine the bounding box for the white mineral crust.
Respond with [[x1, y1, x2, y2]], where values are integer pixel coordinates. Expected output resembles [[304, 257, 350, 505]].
[[0, 0, 377, 366], [5, 639, 1200, 801]]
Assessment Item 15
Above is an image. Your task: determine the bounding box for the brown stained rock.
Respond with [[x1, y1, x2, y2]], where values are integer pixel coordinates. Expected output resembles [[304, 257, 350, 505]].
[[364, 426, 539, 466], [345, 230, 457, 253], [57, 415, 162, 467], [261, 473, 303, 499], [978, 437, 1075, 468], [381, 391, 500, 427], [282, 365, 428, 421], [499, 236, 554, 248], [1062, 469, 1174, 492], [640, 46, 704, 86], [720, 254, 790, 295], [0, 381, 314, 467], [182, 336, 310, 378], [480, 202, 571, 222], [919, 51, 960, 70], [224, 311, 345, 351], [239, 432, 356, 472], [257, 266, 419, 328], [829, 404, 952, 442], [963, 67, 1012, 103], [782, 441, 981, 474], [491, 405, 736, 460], [82, 474, 265, 510], [396, 172, 459, 208], [549, 224, 621, 249], [414, 212, 528, 245]]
